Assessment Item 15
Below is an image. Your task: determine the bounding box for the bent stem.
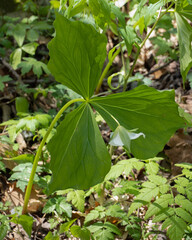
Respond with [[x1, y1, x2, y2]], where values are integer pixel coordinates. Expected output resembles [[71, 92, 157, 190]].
[[22, 98, 85, 214], [95, 47, 121, 94]]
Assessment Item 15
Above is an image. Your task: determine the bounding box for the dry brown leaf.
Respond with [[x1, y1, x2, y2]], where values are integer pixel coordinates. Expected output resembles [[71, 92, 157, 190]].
[[165, 131, 192, 175], [3, 182, 45, 213]]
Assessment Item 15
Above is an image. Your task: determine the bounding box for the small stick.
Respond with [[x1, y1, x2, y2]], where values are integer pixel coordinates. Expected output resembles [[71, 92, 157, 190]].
[[0, 58, 23, 83]]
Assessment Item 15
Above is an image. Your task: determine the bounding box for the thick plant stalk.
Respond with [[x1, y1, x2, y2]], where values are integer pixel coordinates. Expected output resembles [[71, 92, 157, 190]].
[[22, 98, 85, 214]]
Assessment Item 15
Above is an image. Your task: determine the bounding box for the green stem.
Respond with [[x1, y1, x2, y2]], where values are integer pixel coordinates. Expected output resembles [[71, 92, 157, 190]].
[[95, 47, 121, 94], [169, 173, 185, 182], [123, 4, 173, 91], [123, 45, 140, 91], [22, 98, 85, 214]]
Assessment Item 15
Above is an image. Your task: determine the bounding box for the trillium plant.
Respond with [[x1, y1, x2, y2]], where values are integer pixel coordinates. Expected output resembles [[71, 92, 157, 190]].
[[22, 0, 192, 214]]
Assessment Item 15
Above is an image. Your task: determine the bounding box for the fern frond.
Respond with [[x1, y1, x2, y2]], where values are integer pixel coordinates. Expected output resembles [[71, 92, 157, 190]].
[[145, 194, 174, 220]]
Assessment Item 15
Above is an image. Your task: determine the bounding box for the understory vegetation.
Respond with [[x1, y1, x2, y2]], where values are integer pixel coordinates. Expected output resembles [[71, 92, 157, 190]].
[[1, 0, 192, 239]]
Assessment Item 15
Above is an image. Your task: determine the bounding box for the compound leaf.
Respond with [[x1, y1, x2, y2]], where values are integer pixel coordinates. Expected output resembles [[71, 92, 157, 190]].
[[55, 198, 72, 217], [145, 161, 159, 175], [105, 158, 144, 180], [48, 13, 107, 99], [106, 205, 126, 219], [67, 190, 85, 212], [145, 194, 174, 219], [175, 194, 192, 215], [175, 208, 192, 223], [153, 207, 174, 222], [128, 186, 159, 216], [162, 215, 187, 240], [19, 57, 50, 78], [91, 85, 184, 159], [47, 103, 111, 193]]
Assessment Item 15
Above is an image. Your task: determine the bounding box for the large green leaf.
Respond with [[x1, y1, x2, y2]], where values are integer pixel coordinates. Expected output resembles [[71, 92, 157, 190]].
[[177, 4, 192, 21], [175, 12, 192, 84], [47, 103, 111, 193], [90, 85, 184, 159], [48, 13, 107, 99]]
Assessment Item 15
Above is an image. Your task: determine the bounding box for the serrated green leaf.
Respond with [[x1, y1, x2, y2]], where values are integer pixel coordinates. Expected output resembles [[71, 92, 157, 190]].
[[43, 231, 60, 240], [67, 190, 85, 212], [142, 182, 156, 189], [91, 85, 184, 159], [42, 198, 56, 214], [112, 180, 140, 196], [175, 12, 192, 84], [175, 208, 192, 223], [182, 168, 192, 179], [128, 187, 159, 216], [59, 219, 76, 234], [175, 177, 189, 186], [55, 198, 72, 217], [152, 207, 174, 223], [104, 222, 121, 235], [48, 13, 107, 99], [186, 183, 192, 201], [89, 0, 111, 29], [119, 26, 138, 55], [176, 163, 192, 169], [106, 205, 126, 219], [18, 57, 50, 78], [84, 206, 106, 224], [175, 194, 192, 215], [145, 194, 174, 219], [105, 158, 144, 180], [9, 163, 41, 192], [87, 221, 121, 240], [159, 184, 170, 194], [11, 215, 33, 236], [48, 103, 111, 193], [94, 229, 114, 240], [71, 226, 91, 240], [162, 215, 187, 240], [145, 161, 159, 175], [148, 175, 167, 185]]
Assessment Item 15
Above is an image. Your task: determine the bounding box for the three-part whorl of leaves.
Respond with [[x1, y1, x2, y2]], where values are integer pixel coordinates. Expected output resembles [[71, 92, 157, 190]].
[[47, 13, 184, 193], [48, 12, 107, 99]]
